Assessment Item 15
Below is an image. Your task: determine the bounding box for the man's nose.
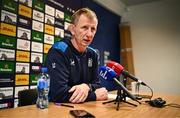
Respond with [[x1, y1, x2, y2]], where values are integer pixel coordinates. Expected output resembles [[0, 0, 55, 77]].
[[86, 28, 93, 37]]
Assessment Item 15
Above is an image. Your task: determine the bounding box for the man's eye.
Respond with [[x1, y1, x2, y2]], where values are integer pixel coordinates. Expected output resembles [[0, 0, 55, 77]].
[[91, 28, 96, 32], [82, 26, 88, 30]]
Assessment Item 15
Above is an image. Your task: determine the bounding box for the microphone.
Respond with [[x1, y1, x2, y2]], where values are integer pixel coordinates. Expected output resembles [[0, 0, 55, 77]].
[[107, 61, 147, 86], [99, 66, 138, 101]]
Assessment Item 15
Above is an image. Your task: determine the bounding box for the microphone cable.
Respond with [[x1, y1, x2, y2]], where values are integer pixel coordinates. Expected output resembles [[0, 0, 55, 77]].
[[143, 85, 180, 109], [135, 83, 153, 101], [146, 84, 153, 100], [164, 103, 180, 108]]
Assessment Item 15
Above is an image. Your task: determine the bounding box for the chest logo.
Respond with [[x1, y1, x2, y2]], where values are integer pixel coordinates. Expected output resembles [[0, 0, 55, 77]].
[[70, 59, 75, 66], [88, 58, 93, 67]]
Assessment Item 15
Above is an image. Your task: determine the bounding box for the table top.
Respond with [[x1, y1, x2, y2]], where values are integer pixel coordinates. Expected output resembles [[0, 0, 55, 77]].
[[0, 92, 180, 118]]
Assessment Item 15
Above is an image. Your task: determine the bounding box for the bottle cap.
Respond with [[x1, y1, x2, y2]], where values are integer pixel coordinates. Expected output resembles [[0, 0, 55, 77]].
[[41, 67, 48, 73]]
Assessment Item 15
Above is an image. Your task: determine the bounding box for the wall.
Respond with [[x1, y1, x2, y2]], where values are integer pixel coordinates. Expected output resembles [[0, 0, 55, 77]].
[[95, 0, 180, 94], [125, 0, 180, 94], [94, 0, 125, 17]]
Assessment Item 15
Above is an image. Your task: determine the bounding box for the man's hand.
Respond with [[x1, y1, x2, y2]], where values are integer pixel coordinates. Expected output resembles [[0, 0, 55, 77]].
[[95, 87, 108, 101], [68, 84, 90, 103]]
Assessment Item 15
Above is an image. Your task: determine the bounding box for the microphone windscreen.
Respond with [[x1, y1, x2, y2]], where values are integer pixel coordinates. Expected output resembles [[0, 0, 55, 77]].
[[107, 60, 124, 76], [99, 66, 119, 91], [99, 66, 117, 81]]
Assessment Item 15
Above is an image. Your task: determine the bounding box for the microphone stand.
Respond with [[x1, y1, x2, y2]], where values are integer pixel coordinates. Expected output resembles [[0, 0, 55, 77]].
[[103, 75, 138, 111]]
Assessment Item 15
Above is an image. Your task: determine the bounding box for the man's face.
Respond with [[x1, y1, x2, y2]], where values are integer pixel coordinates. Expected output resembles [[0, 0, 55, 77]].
[[72, 14, 98, 47]]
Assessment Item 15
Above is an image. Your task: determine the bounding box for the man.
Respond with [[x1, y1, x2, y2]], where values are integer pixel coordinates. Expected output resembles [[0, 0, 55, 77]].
[[46, 8, 108, 103]]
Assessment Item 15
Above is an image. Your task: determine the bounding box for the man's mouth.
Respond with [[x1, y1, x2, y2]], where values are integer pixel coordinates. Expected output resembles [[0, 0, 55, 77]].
[[83, 39, 91, 43]]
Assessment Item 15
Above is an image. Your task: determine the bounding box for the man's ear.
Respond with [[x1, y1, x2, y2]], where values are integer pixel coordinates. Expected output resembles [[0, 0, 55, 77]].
[[68, 24, 75, 35]]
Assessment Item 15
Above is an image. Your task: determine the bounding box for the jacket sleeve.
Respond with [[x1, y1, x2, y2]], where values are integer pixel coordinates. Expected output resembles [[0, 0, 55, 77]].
[[45, 48, 72, 103]]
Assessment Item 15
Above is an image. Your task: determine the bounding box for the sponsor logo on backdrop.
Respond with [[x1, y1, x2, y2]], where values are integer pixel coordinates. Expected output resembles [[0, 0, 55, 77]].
[[0, 23, 16, 37], [55, 27, 64, 38], [15, 74, 29, 85], [64, 22, 71, 30], [16, 62, 29, 74], [0, 48, 15, 61], [31, 41, 43, 53], [2, 0, 18, 13], [19, 0, 32, 7], [30, 64, 42, 74], [18, 17, 31, 27], [30, 86, 37, 89], [64, 13, 72, 22], [45, 24, 54, 35], [17, 27, 31, 40], [19, 4, 32, 18], [31, 52, 43, 63], [104, 51, 110, 64], [64, 32, 72, 39], [44, 44, 52, 54], [55, 20, 64, 27], [17, 39, 30, 51], [33, 10, 44, 22], [0, 62, 14, 73], [32, 30, 43, 42], [0, 87, 13, 99], [30, 74, 38, 85], [14, 86, 28, 98], [0, 103, 9, 109], [16, 50, 30, 62], [45, 5, 55, 16], [32, 20, 44, 32], [1, 103, 13, 109], [1, 10, 17, 25], [45, 14, 54, 25], [44, 34, 54, 44], [0, 74, 14, 84], [31, 65, 41, 72], [0, 35, 16, 49], [48, 0, 64, 8], [33, 0, 44, 12], [54, 37, 62, 43], [55, 9, 64, 20], [43, 54, 47, 62], [14, 99, 18, 108]]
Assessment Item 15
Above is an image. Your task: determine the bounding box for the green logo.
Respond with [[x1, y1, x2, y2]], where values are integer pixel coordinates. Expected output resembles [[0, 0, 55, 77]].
[[0, 35, 16, 49]]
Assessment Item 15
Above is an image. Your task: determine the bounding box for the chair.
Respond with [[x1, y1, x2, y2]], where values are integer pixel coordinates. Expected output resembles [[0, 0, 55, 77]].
[[18, 88, 38, 107]]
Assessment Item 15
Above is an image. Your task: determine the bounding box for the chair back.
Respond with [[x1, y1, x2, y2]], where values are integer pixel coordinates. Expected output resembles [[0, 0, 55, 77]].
[[18, 88, 38, 107]]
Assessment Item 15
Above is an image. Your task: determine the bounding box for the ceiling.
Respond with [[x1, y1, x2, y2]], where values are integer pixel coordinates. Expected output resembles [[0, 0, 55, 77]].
[[121, 0, 162, 6]]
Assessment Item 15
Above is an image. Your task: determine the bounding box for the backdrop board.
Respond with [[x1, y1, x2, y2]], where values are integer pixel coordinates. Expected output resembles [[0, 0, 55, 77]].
[[0, 0, 121, 109]]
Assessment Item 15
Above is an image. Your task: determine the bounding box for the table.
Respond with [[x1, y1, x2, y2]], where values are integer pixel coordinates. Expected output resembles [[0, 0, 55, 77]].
[[0, 92, 180, 118]]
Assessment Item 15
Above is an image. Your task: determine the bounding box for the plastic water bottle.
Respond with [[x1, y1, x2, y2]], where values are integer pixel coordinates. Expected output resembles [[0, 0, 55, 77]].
[[36, 67, 50, 109]]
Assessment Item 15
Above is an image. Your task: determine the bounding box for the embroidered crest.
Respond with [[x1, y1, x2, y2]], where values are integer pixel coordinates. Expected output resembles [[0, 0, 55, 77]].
[[88, 58, 93, 67]]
